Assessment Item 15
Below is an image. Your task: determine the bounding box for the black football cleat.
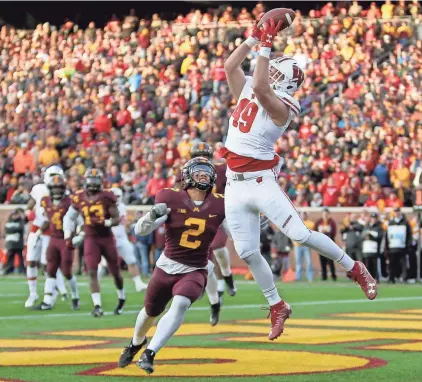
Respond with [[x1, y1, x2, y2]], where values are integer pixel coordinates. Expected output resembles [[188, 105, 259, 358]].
[[210, 303, 220, 326], [218, 290, 224, 305], [91, 305, 104, 317], [114, 299, 126, 315], [224, 274, 237, 297], [118, 337, 147, 368], [137, 349, 156, 374], [32, 302, 52, 311], [72, 298, 80, 310]]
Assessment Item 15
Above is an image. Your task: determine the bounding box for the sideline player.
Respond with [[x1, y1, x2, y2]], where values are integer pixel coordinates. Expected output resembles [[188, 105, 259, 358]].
[[117, 157, 225, 374], [32, 175, 80, 310], [222, 17, 377, 340], [97, 187, 148, 292], [24, 165, 68, 308], [63, 169, 126, 317]]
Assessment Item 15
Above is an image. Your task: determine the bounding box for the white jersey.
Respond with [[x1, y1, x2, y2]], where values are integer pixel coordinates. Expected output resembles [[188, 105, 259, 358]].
[[112, 202, 128, 239], [30, 183, 49, 227], [225, 76, 300, 160]]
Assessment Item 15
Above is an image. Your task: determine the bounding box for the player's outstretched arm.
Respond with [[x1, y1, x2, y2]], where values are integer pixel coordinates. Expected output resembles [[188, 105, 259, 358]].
[[224, 23, 261, 99], [134, 203, 170, 236], [252, 19, 290, 126], [63, 205, 80, 240]]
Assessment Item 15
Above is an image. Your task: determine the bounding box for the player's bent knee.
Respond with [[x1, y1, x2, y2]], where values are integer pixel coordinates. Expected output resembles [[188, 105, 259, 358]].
[[296, 230, 314, 245], [286, 226, 312, 245], [144, 303, 164, 318], [236, 248, 260, 260]]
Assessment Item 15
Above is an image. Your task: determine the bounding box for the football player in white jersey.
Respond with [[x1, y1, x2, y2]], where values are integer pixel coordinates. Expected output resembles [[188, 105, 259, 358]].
[[223, 18, 377, 340], [98, 188, 148, 292], [25, 165, 68, 308]]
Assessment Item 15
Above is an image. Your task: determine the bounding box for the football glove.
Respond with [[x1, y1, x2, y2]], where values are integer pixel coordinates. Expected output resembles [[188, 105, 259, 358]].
[[260, 18, 283, 48], [150, 203, 171, 221]]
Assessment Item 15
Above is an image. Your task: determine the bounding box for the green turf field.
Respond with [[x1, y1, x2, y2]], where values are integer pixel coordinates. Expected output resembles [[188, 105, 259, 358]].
[[0, 275, 421, 381]]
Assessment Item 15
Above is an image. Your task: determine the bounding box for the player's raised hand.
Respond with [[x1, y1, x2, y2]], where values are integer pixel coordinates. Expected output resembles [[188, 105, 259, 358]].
[[150, 203, 171, 220], [260, 18, 282, 48], [251, 21, 262, 42]]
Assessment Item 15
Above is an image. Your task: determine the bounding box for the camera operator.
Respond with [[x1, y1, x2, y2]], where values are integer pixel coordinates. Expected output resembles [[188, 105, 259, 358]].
[[361, 212, 384, 281], [386, 208, 412, 283], [3, 209, 25, 274], [341, 213, 363, 262]]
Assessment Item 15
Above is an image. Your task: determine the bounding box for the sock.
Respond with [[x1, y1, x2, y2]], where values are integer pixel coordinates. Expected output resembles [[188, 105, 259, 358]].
[[133, 308, 156, 345], [55, 269, 68, 295], [206, 271, 219, 305], [133, 276, 146, 289], [43, 277, 56, 305], [214, 247, 231, 277], [98, 264, 107, 280], [147, 295, 191, 353], [217, 279, 225, 293], [91, 292, 102, 307], [243, 251, 282, 306], [117, 288, 126, 300], [67, 276, 79, 299], [27, 266, 38, 296], [304, 231, 355, 271]]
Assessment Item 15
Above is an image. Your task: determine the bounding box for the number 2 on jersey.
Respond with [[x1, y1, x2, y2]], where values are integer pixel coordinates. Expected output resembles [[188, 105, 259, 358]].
[[232, 98, 259, 133], [179, 218, 206, 249]]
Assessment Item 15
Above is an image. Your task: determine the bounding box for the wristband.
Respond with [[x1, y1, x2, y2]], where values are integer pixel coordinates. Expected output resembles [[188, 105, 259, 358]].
[[245, 37, 259, 48], [259, 47, 271, 58]]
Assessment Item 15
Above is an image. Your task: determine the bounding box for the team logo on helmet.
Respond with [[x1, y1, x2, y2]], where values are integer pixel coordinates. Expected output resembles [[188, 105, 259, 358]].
[[48, 175, 66, 200], [190, 142, 213, 160]]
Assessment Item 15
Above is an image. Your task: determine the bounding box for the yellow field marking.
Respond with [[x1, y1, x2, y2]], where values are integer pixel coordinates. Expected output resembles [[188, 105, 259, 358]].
[[102, 347, 369, 377], [0, 339, 107, 349], [241, 318, 422, 331], [398, 309, 422, 314], [333, 313, 422, 320], [223, 328, 422, 345], [365, 341, 422, 352]]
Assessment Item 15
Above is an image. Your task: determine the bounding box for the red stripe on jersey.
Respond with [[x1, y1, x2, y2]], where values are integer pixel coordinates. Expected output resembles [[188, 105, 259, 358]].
[[281, 97, 300, 116], [220, 147, 279, 173]]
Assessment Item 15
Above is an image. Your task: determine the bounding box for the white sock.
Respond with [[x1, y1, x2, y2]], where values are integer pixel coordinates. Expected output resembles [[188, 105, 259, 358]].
[[117, 288, 126, 300], [98, 264, 107, 280], [133, 276, 146, 289], [133, 308, 156, 345], [91, 292, 102, 307], [214, 247, 231, 277], [27, 266, 38, 296], [217, 279, 225, 293], [67, 276, 79, 299], [43, 277, 56, 305], [147, 295, 191, 353], [206, 271, 219, 305], [243, 251, 281, 306], [55, 269, 68, 295], [304, 231, 354, 271]]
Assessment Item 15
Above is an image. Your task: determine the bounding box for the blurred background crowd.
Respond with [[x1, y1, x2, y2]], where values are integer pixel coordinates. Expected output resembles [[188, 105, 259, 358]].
[[0, 0, 421, 210]]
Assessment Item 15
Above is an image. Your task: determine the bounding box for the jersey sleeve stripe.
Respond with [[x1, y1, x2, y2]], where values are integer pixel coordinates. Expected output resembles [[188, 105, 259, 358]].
[[281, 97, 300, 116]]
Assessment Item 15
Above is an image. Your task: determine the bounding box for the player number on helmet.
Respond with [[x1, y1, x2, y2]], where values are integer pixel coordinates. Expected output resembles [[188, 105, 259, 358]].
[[179, 217, 206, 249]]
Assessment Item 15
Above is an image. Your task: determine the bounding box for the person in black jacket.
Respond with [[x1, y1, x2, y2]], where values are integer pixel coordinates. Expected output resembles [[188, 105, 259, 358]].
[[386, 208, 412, 283], [361, 212, 384, 281], [341, 213, 364, 262], [3, 209, 26, 275]]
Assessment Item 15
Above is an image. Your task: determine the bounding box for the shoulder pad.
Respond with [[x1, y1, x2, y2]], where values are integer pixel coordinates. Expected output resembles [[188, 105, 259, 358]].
[[276, 92, 301, 116]]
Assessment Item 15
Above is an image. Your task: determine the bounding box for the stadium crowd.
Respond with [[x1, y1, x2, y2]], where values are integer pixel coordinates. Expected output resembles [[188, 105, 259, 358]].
[[0, 1, 420, 209]]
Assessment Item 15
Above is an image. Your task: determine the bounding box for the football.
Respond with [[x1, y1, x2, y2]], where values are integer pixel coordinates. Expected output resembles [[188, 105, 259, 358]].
[[257, 8, 296, 31]]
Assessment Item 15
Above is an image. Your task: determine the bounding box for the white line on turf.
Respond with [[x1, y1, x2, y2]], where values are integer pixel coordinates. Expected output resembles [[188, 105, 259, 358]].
[[0, 296, 421, 321]]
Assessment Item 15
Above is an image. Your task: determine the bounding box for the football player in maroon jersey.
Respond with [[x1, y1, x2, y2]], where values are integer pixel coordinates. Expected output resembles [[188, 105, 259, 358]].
[[63, 169, 125, 317], [32, 175, 80, 311], [118, 157, 227, 374]]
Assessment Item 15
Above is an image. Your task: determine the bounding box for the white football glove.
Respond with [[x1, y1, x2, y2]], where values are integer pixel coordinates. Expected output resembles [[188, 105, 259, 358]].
[[104, 219, 113, 227], [150, 203, 171, 221], [72, 233, 85, 247]]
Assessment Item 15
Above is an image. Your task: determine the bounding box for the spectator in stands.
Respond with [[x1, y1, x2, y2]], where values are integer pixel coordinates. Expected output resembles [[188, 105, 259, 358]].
[[341, 213, 363, 262], [2, 209, 25, 275], [361, 212, 384, 281], [270, 227, 292, 281], [315, 208, 337, 281]]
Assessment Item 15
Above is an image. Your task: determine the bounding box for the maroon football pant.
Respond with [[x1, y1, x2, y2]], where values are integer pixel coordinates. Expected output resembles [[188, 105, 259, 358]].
[[84, 236, 120, 276], [144, 267, 207, 317], [46, 237, 73, 278]]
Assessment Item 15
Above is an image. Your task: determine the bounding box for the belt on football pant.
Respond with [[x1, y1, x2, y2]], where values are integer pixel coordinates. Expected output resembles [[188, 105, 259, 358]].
[[228, 169, 277, 182]]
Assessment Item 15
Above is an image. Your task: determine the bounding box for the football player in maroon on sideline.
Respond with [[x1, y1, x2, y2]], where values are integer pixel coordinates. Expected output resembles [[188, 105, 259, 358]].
[[63, 169, 126, 317], [32, 175, 80, 311], [117, 157, 226, 374]]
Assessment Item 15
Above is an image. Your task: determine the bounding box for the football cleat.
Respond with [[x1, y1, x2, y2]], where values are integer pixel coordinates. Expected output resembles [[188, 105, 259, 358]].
[[224, 275, 237, 297], [32, 302, 52, 311], [114, 299, 126, 315], [91, 305, 104, 318], [118, 337, 147, 368], [210, 303, 220, 326], [24, 294, 39, 308], [264, 300, 292, 341], [347, 261, 378, 300], [72, 299, 80, 310], [137, 349, 156, 374]]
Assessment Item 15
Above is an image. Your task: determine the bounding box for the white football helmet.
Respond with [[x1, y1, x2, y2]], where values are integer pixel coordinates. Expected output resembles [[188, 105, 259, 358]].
[[111, 187, 123, 202], [43, 165, 65, 185], [268, 57, 305, 95]]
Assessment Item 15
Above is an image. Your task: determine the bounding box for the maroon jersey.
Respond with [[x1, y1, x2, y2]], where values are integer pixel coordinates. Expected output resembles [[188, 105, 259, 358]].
[[41, 196, 72, 238], [155, 188, 225, 268], [213, 162, 227, 194], [71, 189, 117, 237]]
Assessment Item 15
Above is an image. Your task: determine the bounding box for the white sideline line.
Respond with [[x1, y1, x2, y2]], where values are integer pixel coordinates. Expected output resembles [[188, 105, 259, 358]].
[[0, 296, 421, 321]]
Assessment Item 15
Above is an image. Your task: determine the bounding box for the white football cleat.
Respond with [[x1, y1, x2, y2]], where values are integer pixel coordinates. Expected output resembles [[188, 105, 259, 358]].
[[136, 282, 148, 293], [24, 294, 39, 308]]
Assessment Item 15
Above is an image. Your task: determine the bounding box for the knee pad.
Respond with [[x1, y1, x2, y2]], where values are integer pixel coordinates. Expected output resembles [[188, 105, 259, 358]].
[[234, 242, 260, 261], [287, 225, 312, 245]]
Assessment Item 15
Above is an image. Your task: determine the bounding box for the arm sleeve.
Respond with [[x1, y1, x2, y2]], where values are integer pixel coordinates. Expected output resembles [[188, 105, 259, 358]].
[[63, 205, 80, 239], [134, 212, 168, 236]]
